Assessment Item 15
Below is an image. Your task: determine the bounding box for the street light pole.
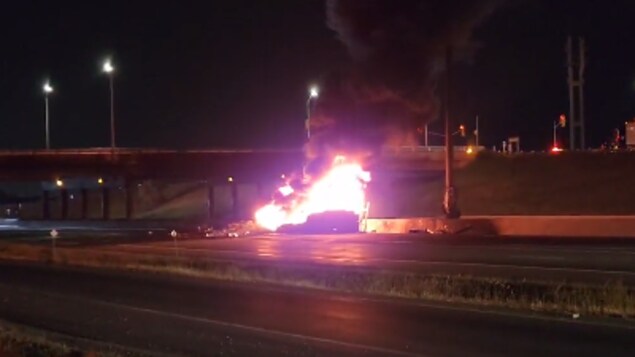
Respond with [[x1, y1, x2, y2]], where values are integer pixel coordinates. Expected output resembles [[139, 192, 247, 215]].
[[45, 95, 50, 149], [475, 115, 479, 148], [303, 86, 319, 177], [102, 59, 116, 150], [306, 86, 318, 141], [443, 47, 460, 219], [43, 81, 53, 149], [109, 74, 115, 149], [424, 124, 429, 148]]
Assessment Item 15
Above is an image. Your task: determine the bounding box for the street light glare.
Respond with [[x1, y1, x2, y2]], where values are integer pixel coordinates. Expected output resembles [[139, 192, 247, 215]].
[[102, 59, 114, 74], [43, 82, 53, 94], [309, 86, 319, 98]]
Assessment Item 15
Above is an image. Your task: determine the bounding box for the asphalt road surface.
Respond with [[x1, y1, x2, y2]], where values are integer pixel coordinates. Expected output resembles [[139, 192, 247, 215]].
[[11, 226, 635, 285], [0, 261, 633, 356]]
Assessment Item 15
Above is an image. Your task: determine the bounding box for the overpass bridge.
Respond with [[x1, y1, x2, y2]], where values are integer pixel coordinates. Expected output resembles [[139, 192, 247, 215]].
[[0, 148, 303, 181], [0, 147, 477, 223]]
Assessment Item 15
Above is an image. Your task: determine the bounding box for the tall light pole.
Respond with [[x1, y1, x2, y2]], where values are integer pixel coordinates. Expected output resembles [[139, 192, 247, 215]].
[[553, 114, 566, 149], [306, 86, 318, 141], [443, 47, 460, 219], [43, 81, 54, 149], [475, 115, 479, 148], [102, 59, 115, 150]]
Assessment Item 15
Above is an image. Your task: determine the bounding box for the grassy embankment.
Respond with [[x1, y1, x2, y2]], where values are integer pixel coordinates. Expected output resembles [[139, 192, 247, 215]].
[[1, 242, 633, 320], [114, 151, 635, 219], [0, 319, 146, 357], [387, 151, 635, 217]]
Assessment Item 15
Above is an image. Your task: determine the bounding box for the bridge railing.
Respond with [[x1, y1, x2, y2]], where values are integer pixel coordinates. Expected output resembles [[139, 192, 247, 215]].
[[381, 145, 485, 156], [0, 147, 303, 156]]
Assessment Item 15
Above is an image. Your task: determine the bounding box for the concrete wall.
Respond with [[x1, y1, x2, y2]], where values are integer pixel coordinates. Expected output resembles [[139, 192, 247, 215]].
[[364, 216, 635, 238]]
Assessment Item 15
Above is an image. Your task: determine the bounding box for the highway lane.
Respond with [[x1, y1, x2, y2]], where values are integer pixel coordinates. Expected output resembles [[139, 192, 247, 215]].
[[7, 230, 635, 285], [0, 261, 633, 356], [62, 233, 635, 285]]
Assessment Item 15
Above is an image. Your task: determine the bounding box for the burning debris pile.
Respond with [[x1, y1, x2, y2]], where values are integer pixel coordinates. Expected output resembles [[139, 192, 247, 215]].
[[255, 155, 370, 232]]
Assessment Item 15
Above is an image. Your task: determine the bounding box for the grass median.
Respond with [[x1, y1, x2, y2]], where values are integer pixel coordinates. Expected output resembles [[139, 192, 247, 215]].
[[0, 319, 148, 357], [1, 241, 634, 320]]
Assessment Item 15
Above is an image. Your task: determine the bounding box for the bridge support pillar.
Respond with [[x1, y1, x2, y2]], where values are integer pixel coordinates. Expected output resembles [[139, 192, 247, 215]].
[[60, 189, 69, 220], [42, 191, 50, 220], [125, 181, 135, 220], [230, 181, 239, 220], [101, 187, 110, 220], [81, 188, 89, 219], [207, 181, 215, 222]]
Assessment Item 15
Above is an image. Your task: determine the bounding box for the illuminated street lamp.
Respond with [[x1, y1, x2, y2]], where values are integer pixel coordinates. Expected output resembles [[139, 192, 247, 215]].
[[42, 81, 54, 149], [553, 114, 566, 150], [305, 86, 319, 140], [102, 59, 116, 149]]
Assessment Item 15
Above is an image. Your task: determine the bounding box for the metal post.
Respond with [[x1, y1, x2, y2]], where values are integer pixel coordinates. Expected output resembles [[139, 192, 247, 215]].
[[306, 98, 311, 141], [578, 37, 586, 150], [60, 189, 69, 220], [109, 74, 116, 150], [230, 181, 239, 220], [81, 188, 88, 219], [475, 116, 479, 148], [424, 124, 429, 148], [303, 93, 314, 177], [101, 187, 110, 220], [42, 191, 50, 219], [443, 47, 460, 218], [553, 122, 557, 147], [207, 180, 215, 223], [45, 95, 50, 149], [567, 36, 575, 150], [125, 181, 134, 220]]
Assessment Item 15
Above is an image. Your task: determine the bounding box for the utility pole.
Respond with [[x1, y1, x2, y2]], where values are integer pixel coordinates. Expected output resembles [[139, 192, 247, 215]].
[[424, 124, 429, 148], [43, 81, 53, 149], [102, 59, 116, 151], [475, 115, 479, 147], [443, 47, 460, 218], [566, 36, 586, 150]]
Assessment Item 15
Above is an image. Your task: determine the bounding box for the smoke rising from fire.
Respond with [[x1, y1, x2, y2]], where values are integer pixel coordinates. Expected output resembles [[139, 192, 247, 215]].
[[307, 0, 502, 165]]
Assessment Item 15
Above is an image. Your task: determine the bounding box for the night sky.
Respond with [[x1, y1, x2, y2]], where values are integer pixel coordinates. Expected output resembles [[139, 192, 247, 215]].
[[0, 0, 633, 151]]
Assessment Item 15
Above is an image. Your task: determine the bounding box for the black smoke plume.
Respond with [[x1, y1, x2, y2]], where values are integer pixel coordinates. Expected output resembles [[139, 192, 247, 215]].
[[307, 0, 502, 167]]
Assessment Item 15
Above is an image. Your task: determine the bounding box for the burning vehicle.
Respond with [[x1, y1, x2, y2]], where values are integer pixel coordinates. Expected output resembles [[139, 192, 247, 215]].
[[255, 155, 370, 233]]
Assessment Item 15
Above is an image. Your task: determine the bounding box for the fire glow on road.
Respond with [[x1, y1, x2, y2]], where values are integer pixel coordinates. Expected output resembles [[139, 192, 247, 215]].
[[255, 156, 370, 231]]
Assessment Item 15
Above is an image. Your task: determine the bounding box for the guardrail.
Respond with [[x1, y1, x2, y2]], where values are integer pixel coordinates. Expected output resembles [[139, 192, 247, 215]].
[[0, 147, 303, 156], [381, 145, 485, 155]]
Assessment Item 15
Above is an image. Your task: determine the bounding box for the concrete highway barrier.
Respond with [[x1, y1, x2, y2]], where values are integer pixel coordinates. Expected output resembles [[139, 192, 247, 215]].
[[364, 216, 635, 237]]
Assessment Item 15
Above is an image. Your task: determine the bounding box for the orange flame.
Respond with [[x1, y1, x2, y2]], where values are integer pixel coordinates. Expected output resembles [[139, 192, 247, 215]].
[[255, 156, 371, 231]]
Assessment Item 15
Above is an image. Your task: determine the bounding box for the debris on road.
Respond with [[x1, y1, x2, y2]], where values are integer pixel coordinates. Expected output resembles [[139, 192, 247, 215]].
[[204, 220, 264, 238]]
